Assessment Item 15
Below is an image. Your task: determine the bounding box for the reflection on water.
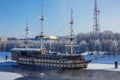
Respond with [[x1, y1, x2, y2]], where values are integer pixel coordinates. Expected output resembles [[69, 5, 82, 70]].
[[0, 65, 120, 80]]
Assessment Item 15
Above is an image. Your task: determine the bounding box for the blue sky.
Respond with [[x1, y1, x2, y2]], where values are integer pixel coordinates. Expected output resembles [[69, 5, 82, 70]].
[[0, 0, 120, 38]]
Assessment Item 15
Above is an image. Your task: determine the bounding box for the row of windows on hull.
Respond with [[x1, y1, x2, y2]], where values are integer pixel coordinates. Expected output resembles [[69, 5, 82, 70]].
[[18, 61, 85, 68], [19, 58, 83, 63]]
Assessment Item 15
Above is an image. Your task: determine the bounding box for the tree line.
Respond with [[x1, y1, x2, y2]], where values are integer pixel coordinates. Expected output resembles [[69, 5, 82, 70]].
[[1, 30, 120, 56]]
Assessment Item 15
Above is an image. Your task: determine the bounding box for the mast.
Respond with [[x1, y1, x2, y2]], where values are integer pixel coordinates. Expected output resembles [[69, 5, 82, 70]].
[[25, 17, 29, 48], [40, 4, 44, 49], [69, 9, 74, 54], [93, 0, 100, 33]]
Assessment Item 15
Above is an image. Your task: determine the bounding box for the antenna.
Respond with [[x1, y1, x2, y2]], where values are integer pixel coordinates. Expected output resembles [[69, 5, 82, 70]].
[[69, 8, 74, 54], [93, 0, 100, 33], [40, 4, 44, 49], [25, 17, 29, 48]]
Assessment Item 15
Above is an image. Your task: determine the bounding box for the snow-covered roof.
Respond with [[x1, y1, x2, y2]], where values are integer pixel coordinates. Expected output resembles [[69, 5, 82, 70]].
[[11, 48, 41, 51]]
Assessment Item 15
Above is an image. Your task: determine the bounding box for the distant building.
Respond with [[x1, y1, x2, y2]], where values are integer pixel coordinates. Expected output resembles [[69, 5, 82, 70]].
[[35, 35, 58, 41], [0, 38, 8, 41], [7, 37, 18, 41]]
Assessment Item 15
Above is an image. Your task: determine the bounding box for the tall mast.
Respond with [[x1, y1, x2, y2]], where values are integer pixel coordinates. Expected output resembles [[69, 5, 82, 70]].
[[25, 17, 29, 48], [40, 4, 44, 49], [93, 0, 100, 33], [69, 9, 74, 54]]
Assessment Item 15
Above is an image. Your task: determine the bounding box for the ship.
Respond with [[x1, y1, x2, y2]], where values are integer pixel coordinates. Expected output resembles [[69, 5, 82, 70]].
[[11, 8, 91, 69]]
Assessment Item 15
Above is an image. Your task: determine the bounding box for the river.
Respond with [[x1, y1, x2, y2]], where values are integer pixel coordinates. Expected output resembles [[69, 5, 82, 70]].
[[0, 65, 120, 80]]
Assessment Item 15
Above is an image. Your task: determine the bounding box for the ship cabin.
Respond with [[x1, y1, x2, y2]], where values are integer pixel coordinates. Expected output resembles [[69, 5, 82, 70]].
[[11, 48, 47, 61], [11, 48, 85, 61]]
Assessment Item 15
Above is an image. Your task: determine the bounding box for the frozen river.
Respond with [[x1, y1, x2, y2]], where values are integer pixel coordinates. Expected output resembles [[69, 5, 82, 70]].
[[0, 52, 120, 80], [0, 65, 120, 80]]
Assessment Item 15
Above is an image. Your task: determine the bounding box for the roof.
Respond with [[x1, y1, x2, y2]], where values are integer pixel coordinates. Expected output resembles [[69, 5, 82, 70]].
[[49, 36, 58, 40], [11, 48, 41, 51]]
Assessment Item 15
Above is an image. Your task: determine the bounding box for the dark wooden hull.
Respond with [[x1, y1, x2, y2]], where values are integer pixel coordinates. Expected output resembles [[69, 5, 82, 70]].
[[11, 48, 92, 69], [17, 57, 91, 69]]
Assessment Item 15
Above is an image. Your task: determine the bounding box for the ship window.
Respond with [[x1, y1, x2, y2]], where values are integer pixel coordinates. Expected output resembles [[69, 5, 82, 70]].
[[49, 60, 51, 63], [57, 60, 59, 63], [54, 60, 57, 63], [44, 60, 46, 62], [21, 51, 27, 57], [72, 65, 74, 67], [59, 61, 61, 63], [56, 64, 58, 67], [45, 64, 47, 66], [27, 59, 29, 61], [36, 59, 38, 61], [68, 65, 70, 67]]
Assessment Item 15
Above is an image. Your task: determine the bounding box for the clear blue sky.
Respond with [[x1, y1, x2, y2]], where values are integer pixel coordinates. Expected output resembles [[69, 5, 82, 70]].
[[0, 0, 120, 38]]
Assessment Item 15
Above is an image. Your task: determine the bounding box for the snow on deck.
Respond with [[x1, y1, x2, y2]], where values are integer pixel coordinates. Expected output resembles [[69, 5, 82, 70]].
[[11, 48, 41, 51]]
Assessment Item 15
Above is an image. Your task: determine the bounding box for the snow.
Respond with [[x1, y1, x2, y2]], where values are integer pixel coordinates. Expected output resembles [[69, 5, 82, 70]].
[[85, 54, 120, 71], [0, 52, 22, 80], [0, 60, 18, 65], [0, 72, 22, 80], [87, 63, 120, 71], [11, 48, 41, 51], [85, 55, 120, 64]]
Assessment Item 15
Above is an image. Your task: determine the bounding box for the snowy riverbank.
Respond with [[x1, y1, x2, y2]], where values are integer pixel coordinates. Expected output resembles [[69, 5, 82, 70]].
[[88, 63, 120, 71], [0, 52, 22, 80], [0, 72, 22, 80], [85, 54, 120, 71]]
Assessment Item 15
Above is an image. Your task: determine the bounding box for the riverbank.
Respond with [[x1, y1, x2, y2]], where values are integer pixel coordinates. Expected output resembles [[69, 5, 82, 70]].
[[0, 72, 22, 80]]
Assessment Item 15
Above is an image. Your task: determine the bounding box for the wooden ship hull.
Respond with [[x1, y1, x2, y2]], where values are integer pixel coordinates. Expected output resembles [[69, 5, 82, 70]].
[[11, 48, 91, 69], [18, 58, 91, 69]]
